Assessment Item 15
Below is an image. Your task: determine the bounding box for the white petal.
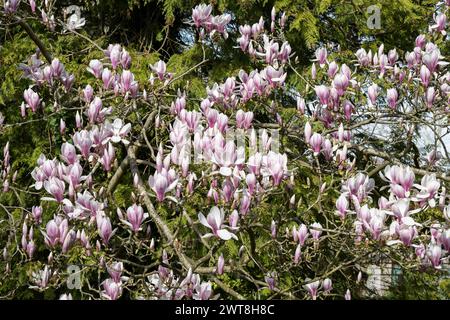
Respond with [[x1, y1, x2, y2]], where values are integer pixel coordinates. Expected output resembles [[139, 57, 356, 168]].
[[209, 206, 222, 226], [111, 136, 121, 143], [201, 233, 214, 239], [198, 212, 211, 229], [219, 167, 232, 177], [167, 180, 178, 192], [217, 229, 238, 241], [120, 123, 131, 135], [41, 197, 57, 202], [386, 240, 402, 246], [165, 196, 179, 204], [401, 216, 421, 226]]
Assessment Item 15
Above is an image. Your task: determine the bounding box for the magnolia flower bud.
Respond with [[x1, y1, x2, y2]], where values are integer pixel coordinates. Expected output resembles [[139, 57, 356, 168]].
[[216, 254, 225, 275], [323, 278, 332, 293], [345, 289, 351, 300]]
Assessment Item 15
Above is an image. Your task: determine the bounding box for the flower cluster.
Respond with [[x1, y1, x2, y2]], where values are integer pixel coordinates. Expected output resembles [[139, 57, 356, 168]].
[[334, 167, 448, 269], [192, 4, 231, 39]]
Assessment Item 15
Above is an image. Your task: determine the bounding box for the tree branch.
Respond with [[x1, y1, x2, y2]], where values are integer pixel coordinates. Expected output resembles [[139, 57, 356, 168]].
[[16, 18, 52, 64]]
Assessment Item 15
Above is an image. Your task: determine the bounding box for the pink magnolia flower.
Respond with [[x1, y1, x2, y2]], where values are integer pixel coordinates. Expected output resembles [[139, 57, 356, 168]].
[[101, 278, 122, 300], [23, 88, 40, 112], [108, 118, 131, 145], [148, 170, 178, 202], [240, 192, 251, 215], [270, 220, 277, 239], [356, 48, 372, 66], [415, 35, 426, 48], [236, 110, 254, 129], [192, 4, 212, 28], [31, 206, 43, 224], [87, 97, 102, 123], [427, 243, 442, 268], [87, 59, 103, 78], [212, 141, 245, 177], [298, 224, 309, 245], [43, 216, 68, 247], [83, 84, 94, 103], [208, 13, 231, 37], [345, 289, 351, 300], [198, 206, 238, 241], [75, 111, 83, 128], [64, 162, 85, 193], [315, 48, 328, 67], [315, 85, 330, 105], [323, 278, 332, 293], [179, 109, 201, 132], [79, 229, 91, 250], [120, 70, 137, 94], [368, 83, 379, 104], [420, 65, 431, 87], [398, 225, 416, 246], [432, 13, 447, 34], [380, 165, 415, 198], [73, 190, 102, 218], [413, 174, 440, 207], [264, 272, 277, 291], [309, 133, 323, 155], [206, 108, 218, 128], [422, 49, 440, 73], [99, 143, 115, 172], [426, 149, 442, 166], [73, 130, 93, 158], [310, 222, 322, 240], [107, 262, 124, 283], [123, 204, 148, 232], [304, 280, 321, 300], [43, 177, 65, 202], [193, 281, 212, 300], [96, 214, 114, 245], [294, 244, 301, 264], [109, 45, 122, 70], [391, 199, 410, 220], [405, 51, 417, 68], [292, 223, 309, 246], [365, 209, 385, 240], [51, 58, 65, 77], [333, 74, 349, 96], [4, 0, 20, 14], [246, 173, 257, 195], [121, 49, 131, 69], [101, 68, 113, 89], [59, 293, 72, 300], [61, 142, 77, 165], [150, 60, 167, 81], [263, 66, 287, 87], [297, 97, 306, 114], [304, 122, 312, 143], [31, 265, 52, 290], [61, 229, 76, 253], [386, 88, 398, 109], [425, 87, 436, 108], [336, 194, 349, 219], [322, 138, 333, 161], [261, 151, 288, 186], [328, 61, 338, 78], [387, 49, 398, 65], [216, 254, 225, 275]]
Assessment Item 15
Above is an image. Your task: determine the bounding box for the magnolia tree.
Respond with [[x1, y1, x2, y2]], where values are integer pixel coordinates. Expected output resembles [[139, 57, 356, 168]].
[[0, 0, 449, 300]]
